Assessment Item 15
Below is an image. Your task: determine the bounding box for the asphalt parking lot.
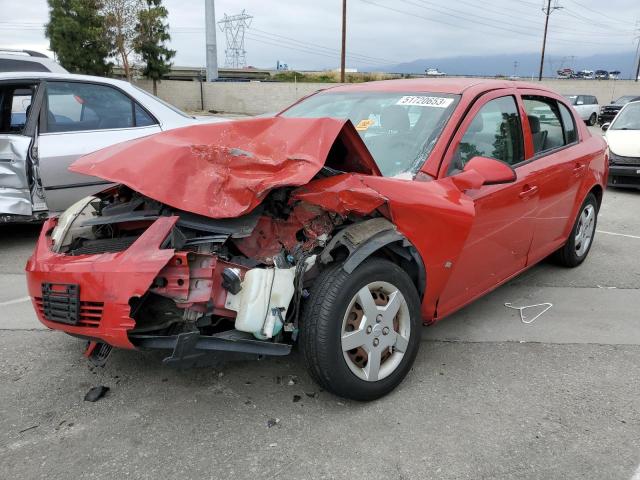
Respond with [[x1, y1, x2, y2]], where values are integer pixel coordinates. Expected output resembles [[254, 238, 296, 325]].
[[1, 132, 640, 480]]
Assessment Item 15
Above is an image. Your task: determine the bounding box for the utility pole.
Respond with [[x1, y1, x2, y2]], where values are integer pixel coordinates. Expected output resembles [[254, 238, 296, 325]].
[[538, 0, 562, 81], [205, 0, 218, 81], [634, 21, 640, 82], [340, 0, 347, 83]]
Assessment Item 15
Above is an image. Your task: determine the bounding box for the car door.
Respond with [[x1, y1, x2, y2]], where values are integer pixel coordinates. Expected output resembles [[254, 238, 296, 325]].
[[37, 80, 161, 213], [0, 79, 46, 218], [520, 93, 583, 264], [436, 91, 541, 316]]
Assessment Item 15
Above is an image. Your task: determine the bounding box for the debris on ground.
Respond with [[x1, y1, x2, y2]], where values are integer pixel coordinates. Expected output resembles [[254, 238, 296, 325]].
[[293, 395, 302, 403], [18, 425, 38, 434], [504, 302, 553, 324], [287, 376, 298, 386], [84, 386, 110, 402], [267, 418, 280, 428], [305, 392, 318, 398]]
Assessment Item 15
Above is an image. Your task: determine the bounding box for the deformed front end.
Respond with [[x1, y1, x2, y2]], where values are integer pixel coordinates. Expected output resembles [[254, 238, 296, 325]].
[[25, 117, 395, 365]]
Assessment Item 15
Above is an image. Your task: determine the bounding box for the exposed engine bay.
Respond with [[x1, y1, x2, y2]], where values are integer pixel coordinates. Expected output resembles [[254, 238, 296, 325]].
[[49, 183, 397, 351]]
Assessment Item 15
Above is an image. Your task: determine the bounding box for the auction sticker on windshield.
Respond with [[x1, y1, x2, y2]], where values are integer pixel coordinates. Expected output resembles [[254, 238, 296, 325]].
[[396, 96, 454, 108]]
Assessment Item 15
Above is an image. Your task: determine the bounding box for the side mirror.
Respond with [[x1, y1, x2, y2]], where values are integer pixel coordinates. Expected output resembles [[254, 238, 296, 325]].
[[601, 122, 610, 132], [452, 156, 517, 191]]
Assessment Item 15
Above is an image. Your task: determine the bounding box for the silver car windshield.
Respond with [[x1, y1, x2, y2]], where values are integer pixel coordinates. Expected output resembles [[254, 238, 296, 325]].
[[280, 91, 459, 177], [611, 102, 640, 130]]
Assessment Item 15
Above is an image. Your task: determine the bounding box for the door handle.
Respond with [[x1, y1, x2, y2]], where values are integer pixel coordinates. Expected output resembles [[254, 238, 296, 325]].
[[519, 185, 539, 199], [573, 163, 586, 175]]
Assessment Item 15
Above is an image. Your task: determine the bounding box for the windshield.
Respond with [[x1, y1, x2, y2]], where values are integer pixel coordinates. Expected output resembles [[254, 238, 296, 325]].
[[280, 91, 459, 177], [611, 102, 640, 130], [613, 96, 637, 106]]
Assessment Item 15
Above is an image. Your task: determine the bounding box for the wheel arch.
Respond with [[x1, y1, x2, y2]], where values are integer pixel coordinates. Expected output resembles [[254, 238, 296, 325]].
[[320, 218, 426, 299]]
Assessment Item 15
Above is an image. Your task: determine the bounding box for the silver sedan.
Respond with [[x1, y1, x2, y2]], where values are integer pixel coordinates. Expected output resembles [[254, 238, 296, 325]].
[[0, 72, 224, 222]]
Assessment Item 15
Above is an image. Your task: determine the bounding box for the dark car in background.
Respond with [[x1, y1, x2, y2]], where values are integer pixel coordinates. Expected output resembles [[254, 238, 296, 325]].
[[599, 95, 640, 125], [595, 70, 609, 80]]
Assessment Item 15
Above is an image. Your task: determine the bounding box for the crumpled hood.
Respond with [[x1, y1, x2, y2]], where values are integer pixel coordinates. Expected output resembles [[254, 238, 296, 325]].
[[70, 117, 381, 218]]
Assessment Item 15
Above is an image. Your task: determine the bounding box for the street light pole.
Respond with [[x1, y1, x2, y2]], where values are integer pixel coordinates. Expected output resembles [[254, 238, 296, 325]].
[[340, 0, 347, 83]]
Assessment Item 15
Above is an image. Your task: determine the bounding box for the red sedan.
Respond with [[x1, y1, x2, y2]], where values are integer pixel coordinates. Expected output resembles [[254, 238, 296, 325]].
[[26, 79, 607, 400]]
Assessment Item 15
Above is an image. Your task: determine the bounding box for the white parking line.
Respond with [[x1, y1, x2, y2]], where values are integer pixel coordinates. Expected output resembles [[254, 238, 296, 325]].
[[0, 296, 31, 307], [597, 230, 640, 240], [630, 463, 640, 480]]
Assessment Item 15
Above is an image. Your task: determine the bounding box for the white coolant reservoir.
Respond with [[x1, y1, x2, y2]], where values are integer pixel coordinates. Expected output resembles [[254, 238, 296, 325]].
[[225, 267, 296, 339]]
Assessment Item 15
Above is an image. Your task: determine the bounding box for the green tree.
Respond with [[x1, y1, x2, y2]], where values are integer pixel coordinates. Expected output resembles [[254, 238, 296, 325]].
[[103, 0, 145, 80], [134, 0, 175, 95], [45, 0, 113, 76]]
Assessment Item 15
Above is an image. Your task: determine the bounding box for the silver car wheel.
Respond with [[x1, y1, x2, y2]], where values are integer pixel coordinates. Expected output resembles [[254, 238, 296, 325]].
[[575, 204, 596, 257], [340, 281, 411, 382]]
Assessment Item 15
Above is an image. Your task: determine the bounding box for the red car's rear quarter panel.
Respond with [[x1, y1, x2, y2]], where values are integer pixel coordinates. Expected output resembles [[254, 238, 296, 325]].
[[25, 217, 178, 348]]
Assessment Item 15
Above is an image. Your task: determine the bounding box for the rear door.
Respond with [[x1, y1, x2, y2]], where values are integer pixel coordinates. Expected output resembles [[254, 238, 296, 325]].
[[38, 80, 161, 213], [520, 92, 583, 264], [0, 80, 41, 217]]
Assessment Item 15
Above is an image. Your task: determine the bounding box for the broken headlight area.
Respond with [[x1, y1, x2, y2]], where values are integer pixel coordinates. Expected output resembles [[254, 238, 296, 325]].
[[47, 185, 349, 352]]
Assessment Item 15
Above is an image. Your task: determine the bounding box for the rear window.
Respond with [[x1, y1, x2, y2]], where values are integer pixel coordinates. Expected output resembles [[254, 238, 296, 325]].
[[0, 58, 50, 73]]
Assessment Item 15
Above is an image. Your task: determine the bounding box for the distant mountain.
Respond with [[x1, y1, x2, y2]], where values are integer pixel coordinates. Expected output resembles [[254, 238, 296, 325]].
[[363, 51, 639, 78]]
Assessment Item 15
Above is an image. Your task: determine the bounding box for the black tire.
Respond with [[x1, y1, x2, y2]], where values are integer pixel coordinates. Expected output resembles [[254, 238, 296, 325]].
[[588, 113, 597, 126], [300, 257, 422, 401], [554, 192, 598, 267]]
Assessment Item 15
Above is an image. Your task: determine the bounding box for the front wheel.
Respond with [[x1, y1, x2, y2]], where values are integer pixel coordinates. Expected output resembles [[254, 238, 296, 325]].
[[554, 193, 598, 267], [300, 258, 422, 401]]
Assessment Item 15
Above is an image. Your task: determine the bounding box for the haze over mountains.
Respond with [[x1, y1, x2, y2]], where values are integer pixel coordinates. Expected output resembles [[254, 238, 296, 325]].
[[365, 51, 639, 78]]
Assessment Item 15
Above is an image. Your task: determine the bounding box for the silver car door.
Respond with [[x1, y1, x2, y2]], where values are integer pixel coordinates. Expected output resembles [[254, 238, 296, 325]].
[[0, 80, 43, 219], [37, 80, 161, 214]]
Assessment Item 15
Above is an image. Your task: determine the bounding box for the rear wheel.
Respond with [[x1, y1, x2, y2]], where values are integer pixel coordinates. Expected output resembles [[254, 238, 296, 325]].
[[300, 258, 421, 401], [588, 112, 597, 126], [554, 193, 598, 267]]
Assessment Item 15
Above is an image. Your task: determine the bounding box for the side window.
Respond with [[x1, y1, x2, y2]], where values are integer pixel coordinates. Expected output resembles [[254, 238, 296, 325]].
[[523, 96, 566, 155], [558, 103, 577, 144], [134, 103, 157, 127], [593, 97, 599, 105], [46, 82, 135, 133], [0, 84, 37, 134], [449, 96, 524, 173]]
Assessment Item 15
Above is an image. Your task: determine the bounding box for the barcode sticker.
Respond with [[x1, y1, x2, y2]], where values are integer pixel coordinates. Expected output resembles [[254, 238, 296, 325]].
[[396, 96, 454, 108]]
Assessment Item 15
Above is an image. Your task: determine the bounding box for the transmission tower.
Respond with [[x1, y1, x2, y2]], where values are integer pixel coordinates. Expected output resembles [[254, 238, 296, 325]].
[[218, 10, 253, 69]]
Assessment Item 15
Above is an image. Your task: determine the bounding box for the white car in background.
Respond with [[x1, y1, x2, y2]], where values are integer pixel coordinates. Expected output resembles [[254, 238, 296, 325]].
[[0, 72, 224, 222], [602, 100, 640, 189], [564, 94, 599, 126]]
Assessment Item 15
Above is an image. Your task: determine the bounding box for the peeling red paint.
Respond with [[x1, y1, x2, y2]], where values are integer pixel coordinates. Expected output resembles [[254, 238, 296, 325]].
[[70, 117, 380, 219]]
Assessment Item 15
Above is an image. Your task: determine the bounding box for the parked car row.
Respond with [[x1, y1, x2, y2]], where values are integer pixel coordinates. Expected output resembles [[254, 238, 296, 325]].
[[557, 68, 621, 80]]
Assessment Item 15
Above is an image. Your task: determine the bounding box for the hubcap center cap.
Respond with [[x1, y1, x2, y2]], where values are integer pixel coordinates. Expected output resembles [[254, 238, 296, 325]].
[[372, 324, 383, 337]]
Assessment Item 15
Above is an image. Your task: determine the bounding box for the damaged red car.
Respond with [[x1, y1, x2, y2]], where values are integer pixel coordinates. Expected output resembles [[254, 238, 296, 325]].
[[26, 79, 608, 400]]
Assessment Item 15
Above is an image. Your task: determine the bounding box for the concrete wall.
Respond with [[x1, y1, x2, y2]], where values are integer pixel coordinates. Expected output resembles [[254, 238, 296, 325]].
[[133, 78, 640, 115], [133, 79, 332, 115]]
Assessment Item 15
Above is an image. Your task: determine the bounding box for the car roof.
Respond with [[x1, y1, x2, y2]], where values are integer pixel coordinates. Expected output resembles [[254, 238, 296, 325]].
[[0, 71, 131, 88], [323, 78, 556, 95]]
